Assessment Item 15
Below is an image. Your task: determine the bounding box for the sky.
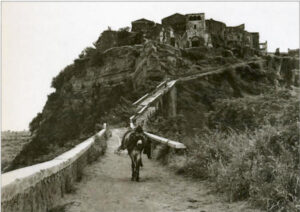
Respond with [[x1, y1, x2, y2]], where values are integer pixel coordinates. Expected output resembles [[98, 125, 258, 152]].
[[2, 1, 299, 131]]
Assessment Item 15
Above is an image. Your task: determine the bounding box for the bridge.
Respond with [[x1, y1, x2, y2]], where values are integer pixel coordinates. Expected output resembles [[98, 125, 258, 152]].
[[1, 59, 263, 212]]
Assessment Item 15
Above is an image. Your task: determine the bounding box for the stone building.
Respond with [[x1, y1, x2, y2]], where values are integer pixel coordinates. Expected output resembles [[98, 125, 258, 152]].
[[259, 41, 268, 55], [161, 13, 188, 48], [131, 18, 155, 34], [243, 31, 253, 48], [131, 18, 164, 42], [161, 13, 186, 36], [161, 13, 212, 48], [159, 26, 175, 46], [185, 13, 212, 47], [251, 32, 260, 50], [128, 13, 264, 52], [205, 19, 226, 47], [225, 24, 245, 48]]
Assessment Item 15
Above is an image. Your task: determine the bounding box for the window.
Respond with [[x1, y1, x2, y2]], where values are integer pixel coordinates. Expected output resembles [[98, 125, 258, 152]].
[[194, 25, 197, 29], [189, 15, 202, 21]]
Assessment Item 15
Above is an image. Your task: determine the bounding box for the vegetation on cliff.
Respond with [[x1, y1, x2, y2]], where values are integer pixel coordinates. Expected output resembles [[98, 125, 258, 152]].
[[148, 60, 300, 211], [7, 31, 145, 171], [9, 37, 232, 171], [6, 23, 299, 211]]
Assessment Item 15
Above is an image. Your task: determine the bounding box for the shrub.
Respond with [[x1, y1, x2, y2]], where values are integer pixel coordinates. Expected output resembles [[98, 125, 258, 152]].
[[89, 50, 104, 67], [181, 48, 207, 61], [178, 124, 300, 210], [155, 144, 171, 165], [208, 88, 299, 131], [29, 112, 43, 133], [117, 27, 131, 46], [94, 134, 107, 155], [148, 83, 299, 210], [51, 64, 75, 90]]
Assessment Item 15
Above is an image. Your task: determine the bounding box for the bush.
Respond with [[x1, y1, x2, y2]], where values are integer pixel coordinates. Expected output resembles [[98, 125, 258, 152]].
[[51, 65, 75, 89], [156, 145, 171, 165], [89, 50, 104, 67], [181, 48, 207, 61], [29, 112, 43, 133], [94, 134, 107, 155], [179, 124, 300, 210], [117, 27, 131, 46], [208, 88, 299, 131], [148, 83, 299, 211]]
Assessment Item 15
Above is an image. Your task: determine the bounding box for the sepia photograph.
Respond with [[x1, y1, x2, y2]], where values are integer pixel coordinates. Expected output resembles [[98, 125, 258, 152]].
[[1, 1, 300, 212]]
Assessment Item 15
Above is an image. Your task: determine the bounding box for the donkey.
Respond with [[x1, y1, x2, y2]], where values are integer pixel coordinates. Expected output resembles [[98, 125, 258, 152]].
[[117, 126, 151, 182]]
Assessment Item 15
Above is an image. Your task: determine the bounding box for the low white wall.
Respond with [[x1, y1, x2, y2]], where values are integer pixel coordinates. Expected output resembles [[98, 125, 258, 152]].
[[144, 132, 186, 149], [1, 125, 109, 212]]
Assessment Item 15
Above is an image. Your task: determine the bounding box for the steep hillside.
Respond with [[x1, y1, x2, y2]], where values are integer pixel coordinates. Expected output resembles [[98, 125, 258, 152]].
[[147, 55, 300, 211], [7, 29, 298, 181], [7, 39, 242, 171], [7, 24, 300, 210]]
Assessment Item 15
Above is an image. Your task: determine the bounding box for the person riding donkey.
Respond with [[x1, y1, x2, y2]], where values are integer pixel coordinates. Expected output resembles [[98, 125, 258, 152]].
[[115, 125, 151, 181], [116, 125, 151, 160]]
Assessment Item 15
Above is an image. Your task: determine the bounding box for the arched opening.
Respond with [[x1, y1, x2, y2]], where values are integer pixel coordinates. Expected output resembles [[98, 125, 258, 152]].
[[192, 39, 200, 47], [191, 36, 205, 47]]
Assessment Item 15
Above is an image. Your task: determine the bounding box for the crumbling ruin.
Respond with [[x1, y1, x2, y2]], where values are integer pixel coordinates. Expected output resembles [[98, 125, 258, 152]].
[[130, 12, 267, 54], [94, 12, 268, 56]]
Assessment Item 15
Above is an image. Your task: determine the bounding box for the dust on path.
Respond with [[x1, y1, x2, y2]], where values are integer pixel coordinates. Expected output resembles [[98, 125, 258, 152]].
[[59, 128, 260, 212]]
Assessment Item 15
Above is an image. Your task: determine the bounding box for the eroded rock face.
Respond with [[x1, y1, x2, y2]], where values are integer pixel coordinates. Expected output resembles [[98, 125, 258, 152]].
[[9, 39, 299, 171], [9, 41, 191, 171], [132, 41, 188, 86]]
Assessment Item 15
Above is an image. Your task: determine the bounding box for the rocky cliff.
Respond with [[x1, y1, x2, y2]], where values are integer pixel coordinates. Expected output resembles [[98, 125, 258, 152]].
[[7, 34, 299, 171], [6, 41, 192, 170]]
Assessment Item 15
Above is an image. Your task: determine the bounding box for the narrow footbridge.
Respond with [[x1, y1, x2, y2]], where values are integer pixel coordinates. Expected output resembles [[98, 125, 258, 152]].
[[130, 80, 185, 149], [1, 59, 263, 212], [1, 79, 186, 212]]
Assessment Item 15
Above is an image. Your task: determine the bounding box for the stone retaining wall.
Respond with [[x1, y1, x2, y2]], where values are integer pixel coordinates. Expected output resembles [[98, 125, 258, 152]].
[[1, 125, 109, 212]]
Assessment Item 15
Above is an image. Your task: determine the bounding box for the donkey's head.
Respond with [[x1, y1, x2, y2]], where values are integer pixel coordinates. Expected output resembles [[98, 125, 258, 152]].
[[136, 139, 144, 150], [133, 126, 145, 142]]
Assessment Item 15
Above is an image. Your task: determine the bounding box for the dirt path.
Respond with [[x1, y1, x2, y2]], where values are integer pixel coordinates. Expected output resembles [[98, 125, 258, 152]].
[[58, 128, 259, 212]]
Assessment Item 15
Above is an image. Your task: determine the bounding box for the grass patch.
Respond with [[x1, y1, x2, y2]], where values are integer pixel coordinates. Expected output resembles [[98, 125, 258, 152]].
[[1, 131, 31, 172], [148, 86, 299, 211]]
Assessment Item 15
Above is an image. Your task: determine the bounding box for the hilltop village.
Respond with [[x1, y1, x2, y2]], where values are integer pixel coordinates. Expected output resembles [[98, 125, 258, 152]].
[[95, 12, 268, 55]]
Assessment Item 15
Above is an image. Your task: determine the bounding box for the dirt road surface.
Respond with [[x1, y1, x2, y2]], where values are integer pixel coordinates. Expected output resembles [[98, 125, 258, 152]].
[[57, 128, 260, 212]]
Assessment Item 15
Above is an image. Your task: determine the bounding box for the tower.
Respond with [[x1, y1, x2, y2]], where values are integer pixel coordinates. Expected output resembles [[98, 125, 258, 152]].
[[185, 13, 206, 47]]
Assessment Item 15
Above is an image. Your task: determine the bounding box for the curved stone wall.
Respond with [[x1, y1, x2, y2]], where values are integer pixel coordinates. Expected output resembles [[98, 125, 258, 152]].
[[1, 125, 109, 212]]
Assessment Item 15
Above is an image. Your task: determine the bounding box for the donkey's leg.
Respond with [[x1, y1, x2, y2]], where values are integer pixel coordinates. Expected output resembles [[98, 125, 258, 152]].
[[133, 153, 138, 181], [130, 155, 135, 181], [131, 163, 135, 181], [136, 153, 142, 182], [140, 156, 143, 167]]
